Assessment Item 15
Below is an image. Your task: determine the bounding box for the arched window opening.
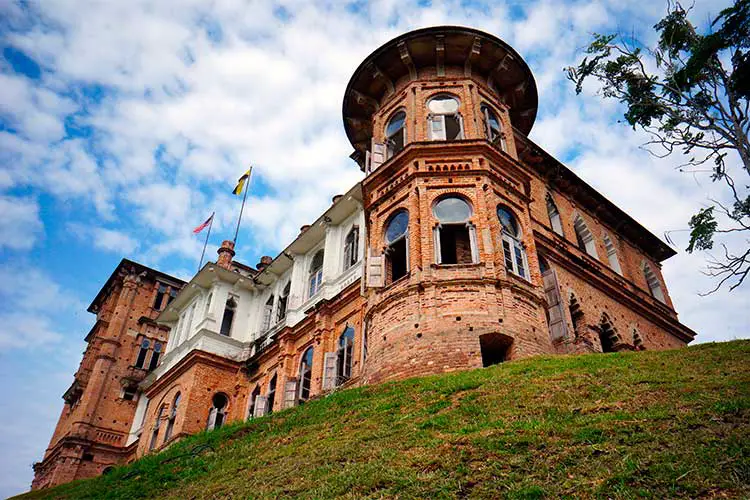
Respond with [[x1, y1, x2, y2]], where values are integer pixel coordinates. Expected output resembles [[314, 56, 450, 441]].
[[102, 466, 114, 476], [433, 196, 476, 265], [598, 314, 620, 353], [298, 347, 314, 402], [168, 288, 178, 305], [262, 295, 275, 331], [603, 234, 622, 275], [135, 339, 150, 369], [277, 282, 290, 322], [384, 210, 409, 283], [336, 326, 355, 383], [643, 263, 666, 303], [481, 104, 506, 150], [247, 385, 261, 419], [427, 95, 463, 141], [632, 329, 645, 351], [154, 284, 167, 310], [149, 405, 165, 451], [343, 226, 360, 270], [207, 393, 228, 430], [573, 215, 599, 258], [219, 297, 237, 337], [479, 333, 513, 367], [385, 111, 406, 159], [148, 341, 162, 371], [267, 374, 277, 414], [308, 250, 324, 298], [569, 293, 584, 337], [497, 205, 528, 279], [164, 392, 180, 442], [546, 194, 564, 236]]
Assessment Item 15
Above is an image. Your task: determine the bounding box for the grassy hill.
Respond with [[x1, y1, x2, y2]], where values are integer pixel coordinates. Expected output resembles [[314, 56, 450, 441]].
[[19, 340, 750, 499]]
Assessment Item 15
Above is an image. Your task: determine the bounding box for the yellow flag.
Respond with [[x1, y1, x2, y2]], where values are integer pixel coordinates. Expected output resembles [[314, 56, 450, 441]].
[[232, 167, 252, 195]]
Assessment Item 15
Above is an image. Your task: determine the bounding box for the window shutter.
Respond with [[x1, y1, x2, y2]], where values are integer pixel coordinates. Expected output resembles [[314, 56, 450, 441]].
[[428, 115, 445, 140], [283, 379, 298, 409], [207, 407, 217, 430], [253, 396, 267, 418], [542, 269, 568, 341], [371, 139, 385, 171], [433, 226, 442, 264], [457, 114, 465, 139], [468, 224, 479, 263], [322, 352, 338, 390], [366, 250, 384, 288]]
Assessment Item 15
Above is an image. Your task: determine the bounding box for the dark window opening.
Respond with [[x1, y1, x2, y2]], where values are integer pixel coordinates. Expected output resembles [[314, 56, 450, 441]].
[[164, 392, 180, 442], [387, 238, 408, 283], [150, 405, 165, 451], [122, 385, 137, 401], [479, 333, 513, 367], [439, 224, 472, 264], [209, 393, 228, 430], [82, 453, 94, 461], [277, 282, 290, 322], [445, 114, 461, 140], [385, 111, 406, 158], [336, 326, 355, 382], [134, 339, 150, 369], [167, 288, 178, 305], [102, 467, 114, 475], [298, 347, 314, 401], [248, 386, 261, 419], [598, 316, 620, 353], [569, 295, 584, 337], [154, 285, 167, 310], [148, 342, 162, 370], [344, 226, 359, 270], [267, 374, 277, 414], [220, 297, 237, 337]]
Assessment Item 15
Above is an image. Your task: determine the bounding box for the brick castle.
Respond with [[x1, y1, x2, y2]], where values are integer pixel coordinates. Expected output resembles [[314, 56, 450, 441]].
[[32, 26, 696, 490]]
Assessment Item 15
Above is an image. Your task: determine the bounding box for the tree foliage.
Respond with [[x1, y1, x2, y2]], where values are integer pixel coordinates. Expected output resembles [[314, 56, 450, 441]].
[[567, 1, 750, 292]]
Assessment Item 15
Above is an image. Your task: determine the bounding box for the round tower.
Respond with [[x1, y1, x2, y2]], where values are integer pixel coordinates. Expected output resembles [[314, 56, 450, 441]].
[[343, 26, 554, 384]]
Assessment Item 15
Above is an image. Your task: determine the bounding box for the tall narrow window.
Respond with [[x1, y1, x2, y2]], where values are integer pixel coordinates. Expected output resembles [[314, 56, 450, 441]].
[[568, 293, 584, 337], [643, 263, 666, 303], [598, 314, 620, 353], [573, 215, 599, 258], [277, 282, 290, 322], [308, 250, 324, 298], [546, 194, 564, 236], [135, 338, 150, 369], [204, 292, 213, 315], [148, 342, 162, 370], [632, 329, 645, 350], [164, 392, 180, 442], [385, 209, 409, 283], [298, 347, 314, 402], [343, 226, 360, 270], [603, 234, 622, 274], [219, 297, 237, 337], [207, 393, 228, 430], [481, 104, 506, 150], [336, 326, 355, 383], [385, 111, 406, 159], [154, 284, 167, 310], [262, 295, 275, 331], [181, 303, 196, 344], [247, 385, 261, 419], [427, 95, 463, 141], [149, 405, 165, 451], [267, 374, 277, 414], [433, 196, 476, 265], [167, 288, 178, 306], [497, 206, 528, 279]]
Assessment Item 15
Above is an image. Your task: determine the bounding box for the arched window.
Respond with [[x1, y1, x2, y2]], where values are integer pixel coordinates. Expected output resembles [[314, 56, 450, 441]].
[[262, 295, 275, 331], [164, 392, 180, 442], [207, 393, 228, 430], [433, 196, 476, 265], [497, 205, 528, 279], [598, 314, 620, 353], [546, 194, 564, 236], [568, 293, 584, 337], [481, 104, 506, 150], [427, 95, 463, 141], [385, 111, 406, 159], [247, 385, 261, 419], [632, 328, 645, 350], [219, 297, 237, 337], [573, 215, 598, 258], [148, 341, 162, 371], [336, 326, 355, 383], [149, 404, 165, 451], [603, 234, 622, 275], [384, 210, 409, 283], [308, 250, 324, 298], [343, 226, 360, 270], [204, 291, 213, 315], [277, 282, 290, 322], [135, 338, 150, 369], [267, 374, 277, 414], [298, 347, 314, 402], [643, 263, 665, 303], [154, 284, 167, 310]]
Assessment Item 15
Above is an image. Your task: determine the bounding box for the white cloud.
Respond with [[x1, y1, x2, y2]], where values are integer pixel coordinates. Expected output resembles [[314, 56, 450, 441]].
[[0, 195, 43, 250], [67, 223, 140, 255]]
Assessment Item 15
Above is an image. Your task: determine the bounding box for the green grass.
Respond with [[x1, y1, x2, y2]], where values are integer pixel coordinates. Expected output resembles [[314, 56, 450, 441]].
[[18, 340, 750, 499]]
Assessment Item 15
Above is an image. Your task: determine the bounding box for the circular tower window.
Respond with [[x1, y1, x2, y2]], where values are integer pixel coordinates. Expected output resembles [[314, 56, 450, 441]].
[[385, 210, 409, 243], [433, 196, 472, 223], [427, 95, 459, 114]]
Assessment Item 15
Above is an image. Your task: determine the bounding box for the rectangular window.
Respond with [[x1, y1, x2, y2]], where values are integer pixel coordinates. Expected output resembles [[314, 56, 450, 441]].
[[503, 237, 528, 279], [308, 269, 323, 298], [148, 342, 162, 370], [387, 238, 408, 283], [154, 284, 167, 310], [437, 224, 473, 264]]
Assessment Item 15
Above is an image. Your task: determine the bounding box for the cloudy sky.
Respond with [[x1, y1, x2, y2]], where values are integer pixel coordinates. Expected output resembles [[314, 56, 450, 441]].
[[1, 0, 747, 496]]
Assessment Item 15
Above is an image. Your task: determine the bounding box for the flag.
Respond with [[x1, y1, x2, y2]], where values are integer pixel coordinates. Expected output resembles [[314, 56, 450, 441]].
[[193, 213, 214, 234], [232, 167, 252, 195]]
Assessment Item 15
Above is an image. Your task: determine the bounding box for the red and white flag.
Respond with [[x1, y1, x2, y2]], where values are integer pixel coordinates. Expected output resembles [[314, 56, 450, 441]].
[[193, 213, 214, 234]]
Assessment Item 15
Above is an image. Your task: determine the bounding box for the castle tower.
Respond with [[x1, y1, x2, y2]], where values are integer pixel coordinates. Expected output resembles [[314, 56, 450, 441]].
[[343, 26, 693, 384]]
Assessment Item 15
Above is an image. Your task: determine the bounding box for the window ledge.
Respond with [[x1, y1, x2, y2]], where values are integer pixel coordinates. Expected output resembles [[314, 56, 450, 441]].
[[384, 273, 410, 290], [431, 262, 483, 269]]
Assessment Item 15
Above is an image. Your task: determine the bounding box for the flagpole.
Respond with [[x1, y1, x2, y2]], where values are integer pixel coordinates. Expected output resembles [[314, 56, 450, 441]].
[[233, 172, 250, 244], [198, 212, 215, 272]]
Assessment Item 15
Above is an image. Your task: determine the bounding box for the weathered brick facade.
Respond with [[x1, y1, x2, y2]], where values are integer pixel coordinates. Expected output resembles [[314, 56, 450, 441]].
[[33, 26, 696, 491]]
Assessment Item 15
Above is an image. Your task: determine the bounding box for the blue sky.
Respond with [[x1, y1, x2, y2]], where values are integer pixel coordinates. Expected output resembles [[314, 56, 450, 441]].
[[0, 0, 747, 496]]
